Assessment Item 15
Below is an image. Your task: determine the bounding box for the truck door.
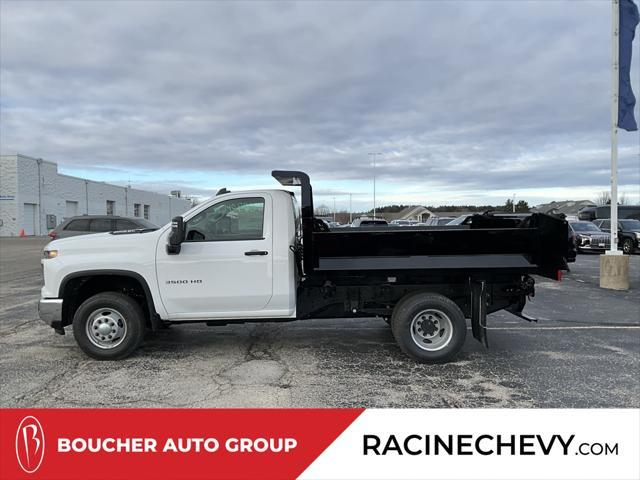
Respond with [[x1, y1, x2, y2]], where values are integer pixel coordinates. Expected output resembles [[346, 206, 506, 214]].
[[156, 194, 273, 319]]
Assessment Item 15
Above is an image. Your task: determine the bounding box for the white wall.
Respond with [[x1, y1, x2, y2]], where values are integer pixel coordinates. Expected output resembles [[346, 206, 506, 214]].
[[0, 154, 192, 236], [0, 155, 18, 236]]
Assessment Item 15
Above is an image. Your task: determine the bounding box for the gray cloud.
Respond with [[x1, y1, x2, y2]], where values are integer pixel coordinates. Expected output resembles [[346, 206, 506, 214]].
[[1, 0, 638, 201]]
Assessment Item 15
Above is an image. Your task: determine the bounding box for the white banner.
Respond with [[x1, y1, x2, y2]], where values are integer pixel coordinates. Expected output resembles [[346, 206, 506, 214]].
[[300, 409, 640, 480]]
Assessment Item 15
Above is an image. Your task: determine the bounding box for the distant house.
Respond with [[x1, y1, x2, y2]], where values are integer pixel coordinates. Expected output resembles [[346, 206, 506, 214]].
[[427, 210, 474, 219], [532, 200, 596, 217], [380, 206, 434, 223]]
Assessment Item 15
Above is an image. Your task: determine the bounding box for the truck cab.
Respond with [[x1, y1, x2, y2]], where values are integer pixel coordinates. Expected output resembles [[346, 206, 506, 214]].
[[156, 190, 297, 319]]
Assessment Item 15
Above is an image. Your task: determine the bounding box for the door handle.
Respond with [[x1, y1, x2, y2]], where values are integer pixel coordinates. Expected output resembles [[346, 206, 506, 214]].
[[245, 250, 269, 256]]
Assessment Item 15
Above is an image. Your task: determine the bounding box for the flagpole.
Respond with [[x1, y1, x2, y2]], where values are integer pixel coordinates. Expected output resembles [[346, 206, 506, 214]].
[[608, 0, 622, 255], [601, 0, 632, 291]]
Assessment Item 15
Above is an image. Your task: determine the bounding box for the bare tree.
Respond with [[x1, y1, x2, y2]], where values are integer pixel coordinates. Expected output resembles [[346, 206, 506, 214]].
[[314, 205, 331, 216], [595, 190, 630, 206], [595, 191, 611, 206], [619, 193, 628, 205]]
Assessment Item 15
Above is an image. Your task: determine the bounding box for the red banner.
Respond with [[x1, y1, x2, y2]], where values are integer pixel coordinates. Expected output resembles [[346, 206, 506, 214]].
[[0, 409, 363, 480]]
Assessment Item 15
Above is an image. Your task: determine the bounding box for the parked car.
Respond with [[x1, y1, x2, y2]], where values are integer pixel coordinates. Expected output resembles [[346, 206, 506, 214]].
[[316, 219, 341, 229], [425, 217, 456, 226], [592, 218, 640, 254], [446, 213, 532, 226], [569, 221, 611, 253], [49, 215, 159, 240], [446, 214, 474, 225], [577, 206, 597, 221], [351, 217, 388, 227], [580, 205, 640, 221], [389, 219, 418, 226]]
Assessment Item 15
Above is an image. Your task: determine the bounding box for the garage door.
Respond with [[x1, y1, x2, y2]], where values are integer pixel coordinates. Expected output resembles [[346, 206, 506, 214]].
[[65, 200, 78, 218], [23, 203, 37, 236]]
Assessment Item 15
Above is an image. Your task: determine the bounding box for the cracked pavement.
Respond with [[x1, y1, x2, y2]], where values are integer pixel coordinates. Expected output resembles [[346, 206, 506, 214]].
[[1, 237, 638, 408]]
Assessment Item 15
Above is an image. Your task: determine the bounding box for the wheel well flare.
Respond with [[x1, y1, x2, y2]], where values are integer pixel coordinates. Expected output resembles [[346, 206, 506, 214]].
[[60, 273, 154, 327]]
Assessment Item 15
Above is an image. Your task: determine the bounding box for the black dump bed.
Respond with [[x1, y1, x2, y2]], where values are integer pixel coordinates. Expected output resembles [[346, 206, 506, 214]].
[[272, 170, 574, 280], [312, 213, 571, 279]]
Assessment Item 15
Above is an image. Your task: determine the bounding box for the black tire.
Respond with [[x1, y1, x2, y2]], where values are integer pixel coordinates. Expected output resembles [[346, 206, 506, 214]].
[[391, 293, 466, 364], [622, 239, 633, 255], [72, 292, 145, 360]]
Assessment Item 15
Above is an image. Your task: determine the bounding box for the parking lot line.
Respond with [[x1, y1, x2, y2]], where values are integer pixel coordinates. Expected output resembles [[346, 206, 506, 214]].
[[487, 326, 640, 330]]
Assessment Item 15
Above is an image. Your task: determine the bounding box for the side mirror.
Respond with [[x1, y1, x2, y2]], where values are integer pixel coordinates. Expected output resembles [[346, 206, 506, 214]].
[[167, 216, 185, 254]]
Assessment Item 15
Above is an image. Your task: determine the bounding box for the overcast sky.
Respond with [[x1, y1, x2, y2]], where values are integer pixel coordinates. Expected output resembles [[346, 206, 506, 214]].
[[1, 0, 639, 209]]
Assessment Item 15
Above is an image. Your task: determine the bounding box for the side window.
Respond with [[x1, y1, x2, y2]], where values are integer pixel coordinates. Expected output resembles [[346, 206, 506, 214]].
[[89, 218, 113, 232], [601, 220, 610, 230], [185, 197, 265, 242], [64, 219, 90, 231]]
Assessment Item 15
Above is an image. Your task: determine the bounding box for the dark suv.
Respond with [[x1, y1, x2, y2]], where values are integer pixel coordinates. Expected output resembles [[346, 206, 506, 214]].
[[593, 219, 640, 254], [49, 215, 159, 240]]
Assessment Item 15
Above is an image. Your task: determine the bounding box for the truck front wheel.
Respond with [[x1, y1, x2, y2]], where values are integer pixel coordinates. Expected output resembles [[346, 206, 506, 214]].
[[72, 292, 145, 360], [391, 293, 466, 363]]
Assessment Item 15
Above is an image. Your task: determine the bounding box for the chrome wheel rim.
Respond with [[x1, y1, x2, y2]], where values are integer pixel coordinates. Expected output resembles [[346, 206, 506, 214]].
[[86, 308, 127, 349], [410, 309, 453, 351]]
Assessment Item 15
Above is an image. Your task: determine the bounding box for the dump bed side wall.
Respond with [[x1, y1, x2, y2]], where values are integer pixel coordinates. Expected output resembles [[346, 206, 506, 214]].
[[309, 213, 569, 279]]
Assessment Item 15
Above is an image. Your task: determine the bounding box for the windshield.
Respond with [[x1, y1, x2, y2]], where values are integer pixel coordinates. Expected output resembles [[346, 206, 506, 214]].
[[620, 219, 640, 230], [571, 222, 601, 233]]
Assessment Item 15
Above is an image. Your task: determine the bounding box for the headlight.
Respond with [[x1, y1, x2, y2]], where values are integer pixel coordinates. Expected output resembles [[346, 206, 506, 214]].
[[43, 249, 59, 259], [635, 232, 640, 240]]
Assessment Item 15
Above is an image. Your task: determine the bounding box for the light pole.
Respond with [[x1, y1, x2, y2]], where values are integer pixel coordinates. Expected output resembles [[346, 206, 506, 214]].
[[512, 193, 516, 213], [368, 152, 382, 217], [333, 196, 336, 222], [349, 193, 352, 224]]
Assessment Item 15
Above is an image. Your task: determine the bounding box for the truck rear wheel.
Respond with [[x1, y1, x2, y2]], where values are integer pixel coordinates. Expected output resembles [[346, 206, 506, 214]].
[[391, 293, 466, 363], [72, 292, 145, 360]]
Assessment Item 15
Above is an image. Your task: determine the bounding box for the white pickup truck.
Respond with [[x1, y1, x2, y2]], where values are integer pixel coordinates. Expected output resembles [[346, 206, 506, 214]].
[[39, 171, 573, 363]]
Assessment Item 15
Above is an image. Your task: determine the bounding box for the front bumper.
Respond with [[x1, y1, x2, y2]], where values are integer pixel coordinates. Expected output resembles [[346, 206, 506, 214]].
[[578, 237, 610, 251], [38, 299, 63, 330], [578, 244, 609, 251]]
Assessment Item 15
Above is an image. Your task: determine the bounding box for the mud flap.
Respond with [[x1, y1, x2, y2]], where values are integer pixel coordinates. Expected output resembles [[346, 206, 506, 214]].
[[470, 280, 489, 348], [150, 313, 164, 332]]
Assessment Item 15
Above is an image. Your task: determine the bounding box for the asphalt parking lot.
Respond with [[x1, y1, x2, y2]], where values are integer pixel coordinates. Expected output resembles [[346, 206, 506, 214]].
[[1, 237, 638, 408]]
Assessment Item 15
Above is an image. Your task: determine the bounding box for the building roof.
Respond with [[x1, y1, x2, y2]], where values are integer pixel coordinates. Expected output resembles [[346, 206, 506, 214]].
[[532, 200, 596, 216], [429, 211, 474, 218], [380, 205, 433, 221]]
